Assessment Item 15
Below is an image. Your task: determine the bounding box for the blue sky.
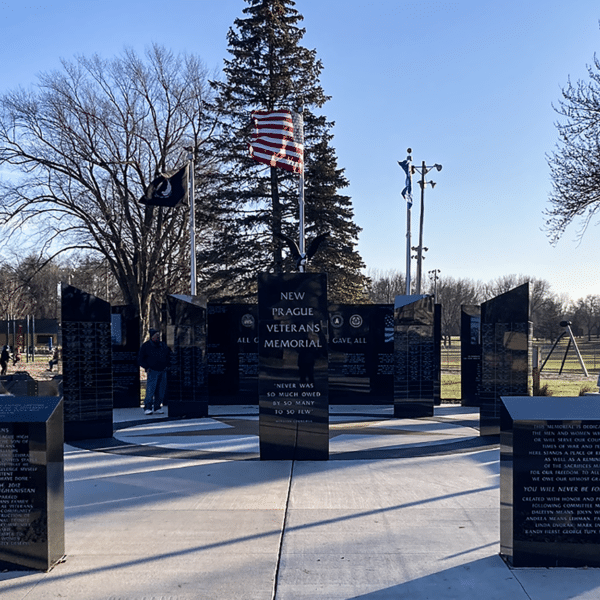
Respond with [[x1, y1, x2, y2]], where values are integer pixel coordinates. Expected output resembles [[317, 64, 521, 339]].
[[1, 0, 599, 301]]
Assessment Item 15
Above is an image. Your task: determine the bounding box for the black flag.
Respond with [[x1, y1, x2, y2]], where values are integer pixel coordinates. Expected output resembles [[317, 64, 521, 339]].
[[139, 165, 189, 207]]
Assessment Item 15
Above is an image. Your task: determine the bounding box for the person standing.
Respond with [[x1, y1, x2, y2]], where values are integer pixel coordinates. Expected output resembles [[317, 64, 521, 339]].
[[138, 328, 172, 415], [0, 345, 10, 376], [12, 346, 21, 367]]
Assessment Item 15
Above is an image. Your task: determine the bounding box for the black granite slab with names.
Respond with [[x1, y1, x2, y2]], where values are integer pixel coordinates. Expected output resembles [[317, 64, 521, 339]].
[[480, 284, 531, 436], [166, 295, 208, 418], [501, 397, 600, 567], [61, 284, 113, 441], [111, 305, 141, 409], [207, 304, 258, 404], [461, 304, 482, 407], [0, 397, 64, 571], [328, 304, 394, 404], [393, 295, 437, 418], [258, 273, 328, 460]]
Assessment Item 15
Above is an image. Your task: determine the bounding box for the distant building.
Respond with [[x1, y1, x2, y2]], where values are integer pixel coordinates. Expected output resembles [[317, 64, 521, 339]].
[[0, 318, 59, 351]]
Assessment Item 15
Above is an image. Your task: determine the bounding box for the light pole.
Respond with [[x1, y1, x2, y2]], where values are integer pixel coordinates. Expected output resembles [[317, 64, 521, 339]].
[[413, 160, 442, 294], [428, 269, 441, 303]]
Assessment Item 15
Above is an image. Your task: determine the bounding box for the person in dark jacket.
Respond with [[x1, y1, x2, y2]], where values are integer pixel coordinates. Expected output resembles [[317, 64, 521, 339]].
[[0, 345, 10, 376], [138, 328, 172, 415]]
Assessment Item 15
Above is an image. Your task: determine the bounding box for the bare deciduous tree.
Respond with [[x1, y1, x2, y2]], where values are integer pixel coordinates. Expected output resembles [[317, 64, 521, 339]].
[[546, 53, 600, 243], [0, 45, 217, 331], [431, 276, 484, 344], [365, 269, 406, 304]]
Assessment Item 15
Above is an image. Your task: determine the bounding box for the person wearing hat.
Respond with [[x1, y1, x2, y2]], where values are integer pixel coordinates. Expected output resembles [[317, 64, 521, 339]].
[[138, 328, 172, 415]]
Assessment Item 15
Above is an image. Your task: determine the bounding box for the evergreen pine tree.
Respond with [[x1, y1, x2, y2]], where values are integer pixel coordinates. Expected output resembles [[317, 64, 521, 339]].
[[201, 0, 367, 302]]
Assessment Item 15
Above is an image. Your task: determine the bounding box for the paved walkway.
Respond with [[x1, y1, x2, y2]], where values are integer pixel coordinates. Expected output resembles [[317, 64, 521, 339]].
[[1, 405, 600, 599]]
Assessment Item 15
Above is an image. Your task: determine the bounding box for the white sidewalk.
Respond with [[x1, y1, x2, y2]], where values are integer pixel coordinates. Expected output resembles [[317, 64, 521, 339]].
[[1, 405, 599, 599]]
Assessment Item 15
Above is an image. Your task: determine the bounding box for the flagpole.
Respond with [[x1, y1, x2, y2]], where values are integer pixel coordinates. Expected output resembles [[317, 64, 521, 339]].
[[188, 153, 196, 295], [398, 149, 413, 295], [299, 173, 305, 273], [298, 107, 305, 273], [406, 198, 411, 295]]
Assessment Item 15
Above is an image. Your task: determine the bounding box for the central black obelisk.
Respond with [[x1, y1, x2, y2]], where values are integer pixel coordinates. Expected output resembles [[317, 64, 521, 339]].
[[258, 273, 328, 460]]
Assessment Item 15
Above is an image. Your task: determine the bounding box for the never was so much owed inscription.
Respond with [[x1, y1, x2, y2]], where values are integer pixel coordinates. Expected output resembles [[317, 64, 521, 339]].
[[519, 423, 600, 538], [268, 381, 322, 422]]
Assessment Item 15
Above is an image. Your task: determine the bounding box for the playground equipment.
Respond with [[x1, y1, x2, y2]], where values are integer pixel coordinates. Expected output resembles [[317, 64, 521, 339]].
[[540, 320, 589, 377]]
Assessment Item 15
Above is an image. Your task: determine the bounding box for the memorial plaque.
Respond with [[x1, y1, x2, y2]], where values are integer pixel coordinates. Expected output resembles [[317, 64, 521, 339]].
[[111, 305, 141, 408], [461, 304, 482, 407], [0, 397, 64, 571], [501, 397, 600, 567], [207, 304, 258, 404], [480, 284, 531, 436], [328, 304, 394, 404], [61, 284, 113, 441], [393, 295, 437, 418], [258, 273, 328, 460], [166, 294, 208, 418]]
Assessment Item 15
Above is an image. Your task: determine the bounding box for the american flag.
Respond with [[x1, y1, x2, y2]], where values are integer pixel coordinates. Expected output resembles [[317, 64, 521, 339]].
[[249, 109, 304, 174], [384, 314, 394, 343]]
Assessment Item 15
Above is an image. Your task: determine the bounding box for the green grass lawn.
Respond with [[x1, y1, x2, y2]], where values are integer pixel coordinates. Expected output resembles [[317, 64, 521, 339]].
[[440, 335, 600, 400]]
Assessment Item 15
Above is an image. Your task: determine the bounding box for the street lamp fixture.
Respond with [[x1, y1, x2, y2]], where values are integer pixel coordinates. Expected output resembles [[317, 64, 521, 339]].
[[428, 268, 441, 303]]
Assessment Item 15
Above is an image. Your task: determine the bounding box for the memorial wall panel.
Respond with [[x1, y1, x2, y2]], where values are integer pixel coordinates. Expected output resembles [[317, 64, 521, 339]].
[[393, 295, 436, 418], [0, 397, 64, 571], [501, 397, 600, 567], [328, 304, 394, 404], [111, 305, 140, 409], [166, 295, 208, 418], [480, 284, 531, 436], [461, 304, 482, 407], [207, 304, 258, 404], [258, 273, 328, 460], [61, 284, 113, 441]]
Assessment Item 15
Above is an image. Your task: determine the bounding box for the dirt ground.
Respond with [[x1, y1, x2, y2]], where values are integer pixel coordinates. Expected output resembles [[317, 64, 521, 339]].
[[2, 356, 61, 381]]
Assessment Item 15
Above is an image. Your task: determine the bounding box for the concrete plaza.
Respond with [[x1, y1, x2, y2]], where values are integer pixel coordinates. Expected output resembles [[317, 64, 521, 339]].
[[1, 405, 600, 599]]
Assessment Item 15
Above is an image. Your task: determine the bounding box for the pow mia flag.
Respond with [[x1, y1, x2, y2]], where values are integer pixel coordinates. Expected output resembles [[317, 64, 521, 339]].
[[139, 164, 189, 207]]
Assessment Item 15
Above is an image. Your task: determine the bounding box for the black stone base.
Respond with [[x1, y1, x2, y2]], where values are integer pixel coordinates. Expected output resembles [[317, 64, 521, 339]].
[[64, 418, 113, 442], [394, 402, 434, 418]]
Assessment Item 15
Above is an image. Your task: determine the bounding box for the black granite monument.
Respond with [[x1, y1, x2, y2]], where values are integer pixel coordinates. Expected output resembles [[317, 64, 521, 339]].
[[166, 294, 208, 418], [61, 284, 113, 441], [258, 273, 328, 460], [0, 372, 38, 396], [111, 305, 141, 409], [0, 397, 64, 571], [207, 304, 258, 404], [480, 284, 531, 436], [501, 396, 600, 567], [328, 304, 394, 404], [393, 295, 437, 418], [461, 304, 482, 407]]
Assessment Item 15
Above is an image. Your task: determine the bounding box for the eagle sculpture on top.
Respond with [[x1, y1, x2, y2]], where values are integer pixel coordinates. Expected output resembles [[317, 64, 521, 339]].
[[275, 232, 329, 271]]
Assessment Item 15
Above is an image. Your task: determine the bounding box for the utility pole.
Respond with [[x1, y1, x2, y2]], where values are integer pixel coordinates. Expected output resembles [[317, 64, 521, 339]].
[[412, 160, 442, 294]]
